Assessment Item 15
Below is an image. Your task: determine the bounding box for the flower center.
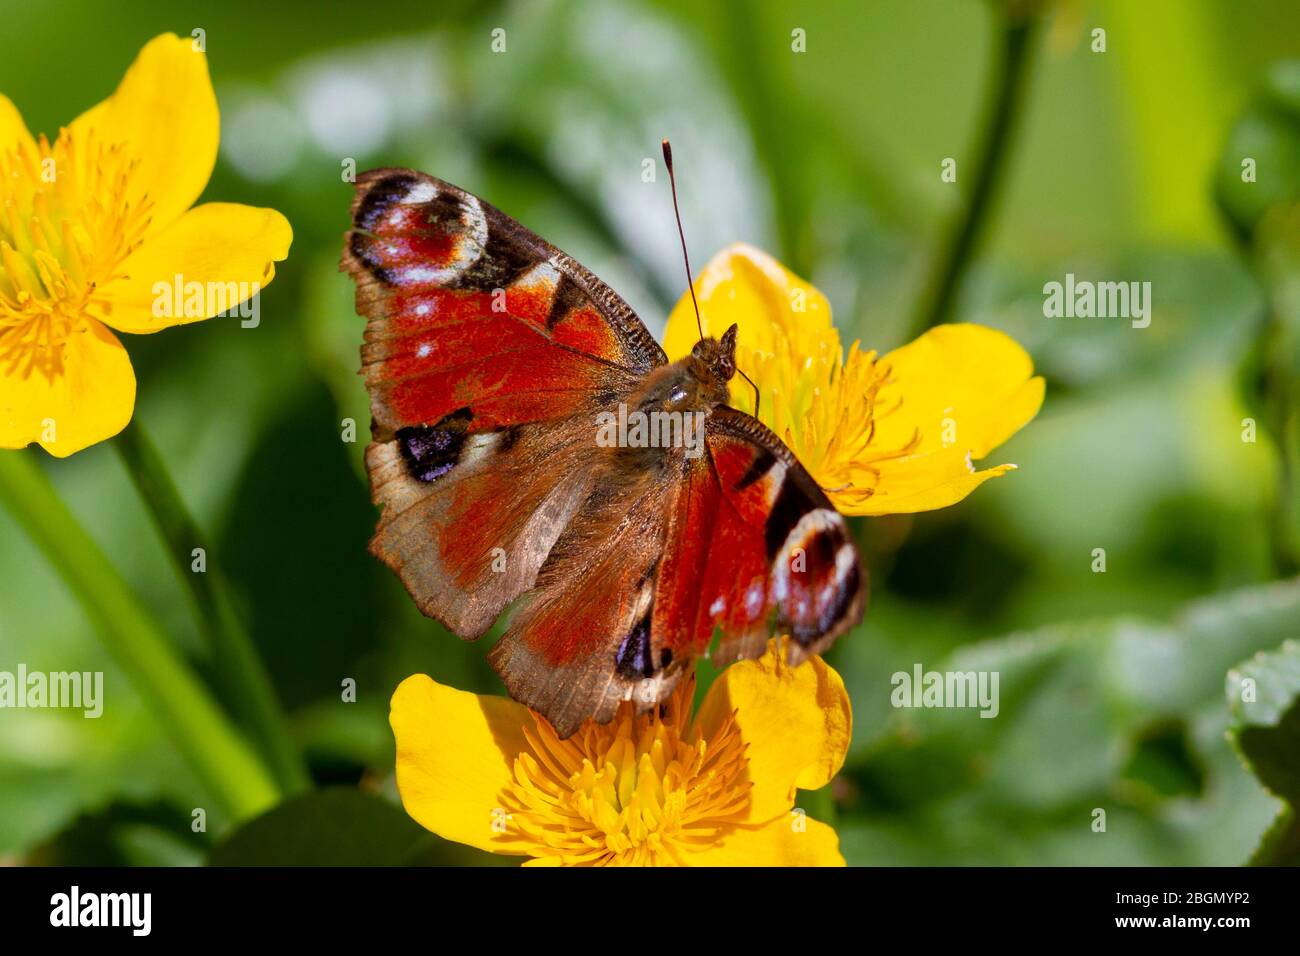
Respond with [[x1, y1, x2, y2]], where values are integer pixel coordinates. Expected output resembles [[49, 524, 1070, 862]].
[[737, 331, 919, 510], [501, 693, 752, 866], [0, 127, 151, 378]]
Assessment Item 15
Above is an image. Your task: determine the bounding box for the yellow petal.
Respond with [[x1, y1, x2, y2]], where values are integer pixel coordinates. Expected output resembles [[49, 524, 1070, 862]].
[[64, 33, 218, 234], [694, 637, 851, 824], [94, 203, 293, 333], [0, 318, 135, 457], [852, 449, 1019, 516], [851, 323, 1044, 515], [662, 241, 838, 362], [389, 674, 533, 856], [0, 92, 36, 157], [875, 323, 1044, 457], [683, 815, 845, 866]]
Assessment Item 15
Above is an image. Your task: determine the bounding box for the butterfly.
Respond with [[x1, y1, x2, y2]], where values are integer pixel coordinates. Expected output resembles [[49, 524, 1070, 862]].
[[341, 150, 864, 738]]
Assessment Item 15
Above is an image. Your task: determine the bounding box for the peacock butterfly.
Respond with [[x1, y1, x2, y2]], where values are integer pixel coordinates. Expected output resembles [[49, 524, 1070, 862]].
[[341, 143, 864, 737]]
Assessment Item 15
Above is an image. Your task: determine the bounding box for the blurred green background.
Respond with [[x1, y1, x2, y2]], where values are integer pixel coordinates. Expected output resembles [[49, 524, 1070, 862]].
[[2, 0, 1300, 866]]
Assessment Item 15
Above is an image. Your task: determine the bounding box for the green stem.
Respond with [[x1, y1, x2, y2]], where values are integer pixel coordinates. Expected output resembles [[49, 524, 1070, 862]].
[[113, 421, 310, 794], [724, 3, 809, 275], [908, 10, 1040, 338], [0, 450, 280, 821]]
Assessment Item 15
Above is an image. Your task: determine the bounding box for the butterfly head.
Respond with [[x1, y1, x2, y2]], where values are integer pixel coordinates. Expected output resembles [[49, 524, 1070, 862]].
[[690, 322, 738, 384]]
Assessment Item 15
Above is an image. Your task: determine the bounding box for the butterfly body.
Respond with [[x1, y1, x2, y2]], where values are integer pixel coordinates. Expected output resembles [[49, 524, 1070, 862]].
[[343, 168, 864, 736]]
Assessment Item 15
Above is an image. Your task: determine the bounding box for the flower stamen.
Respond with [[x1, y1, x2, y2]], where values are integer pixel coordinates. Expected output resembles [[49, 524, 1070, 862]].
[[499, 683, 753, 866], [0, 126, 153, 383]]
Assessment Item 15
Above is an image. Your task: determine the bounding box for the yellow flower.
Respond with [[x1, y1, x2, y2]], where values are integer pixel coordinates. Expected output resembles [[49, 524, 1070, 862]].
[[663, 243, 1044, 515], [390, 638, 850, 866], [0, 34, 292, 457]]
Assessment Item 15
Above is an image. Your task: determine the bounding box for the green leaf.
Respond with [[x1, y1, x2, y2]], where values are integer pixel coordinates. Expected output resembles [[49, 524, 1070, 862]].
[[27, 799, 207, 867], [209, 787, 438, 866], [1214, 59, 1300, 244], [1215, 105, 1300, 239], [1264, 60, 1300, 124], [841, 579, 1300, 865], [1227, 639, 1300, 865]]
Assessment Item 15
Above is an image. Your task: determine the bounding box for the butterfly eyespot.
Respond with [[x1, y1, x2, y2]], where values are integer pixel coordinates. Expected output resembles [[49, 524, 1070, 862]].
[[615, 612, 657, 680], [396, 407, 474, 483]]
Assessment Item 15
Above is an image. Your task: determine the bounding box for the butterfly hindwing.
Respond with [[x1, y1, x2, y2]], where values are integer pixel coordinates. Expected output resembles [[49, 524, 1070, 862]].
[[487, 469, 684, 737], [364, 415, 599, 639]]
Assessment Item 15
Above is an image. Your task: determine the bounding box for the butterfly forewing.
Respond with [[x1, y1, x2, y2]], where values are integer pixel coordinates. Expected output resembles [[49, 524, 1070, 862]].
[[344, 168, 665, 437], [343, 168, 660, 639], [696, 408, 864, 664]]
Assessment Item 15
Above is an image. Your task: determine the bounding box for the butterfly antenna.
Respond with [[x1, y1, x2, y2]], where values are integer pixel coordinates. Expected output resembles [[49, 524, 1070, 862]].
[[662, 139, 761, 419], [737, 366, 760, 420], [662, 139, 704, 341]]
